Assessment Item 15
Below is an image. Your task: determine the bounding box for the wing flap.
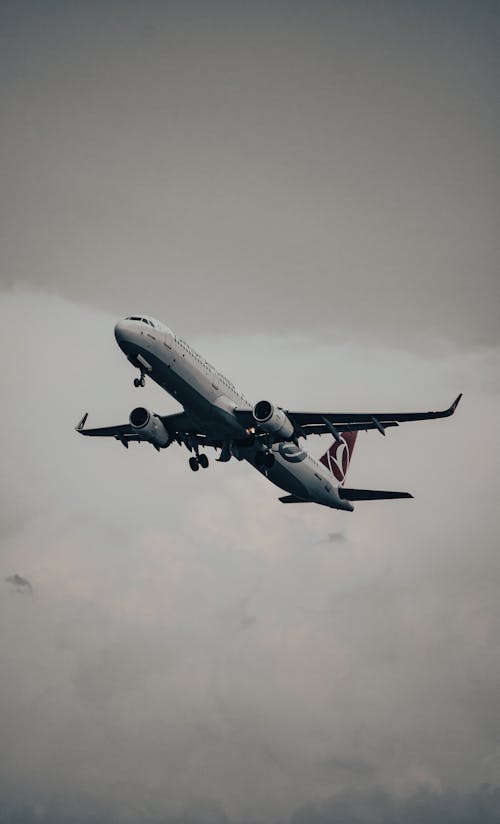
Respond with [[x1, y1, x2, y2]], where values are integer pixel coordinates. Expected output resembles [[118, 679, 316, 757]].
[[297, 420, 400, 436]]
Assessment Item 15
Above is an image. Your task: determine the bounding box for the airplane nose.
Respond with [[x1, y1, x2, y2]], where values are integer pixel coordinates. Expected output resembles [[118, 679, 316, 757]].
[[114, 319, 127, 346]]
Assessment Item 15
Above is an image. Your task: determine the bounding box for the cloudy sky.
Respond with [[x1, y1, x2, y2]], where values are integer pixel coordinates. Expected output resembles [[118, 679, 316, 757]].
[[1, 2, 499, 822]]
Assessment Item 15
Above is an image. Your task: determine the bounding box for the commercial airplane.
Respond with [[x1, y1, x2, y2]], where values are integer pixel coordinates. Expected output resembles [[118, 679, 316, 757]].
[[76, 315, 461, 511]]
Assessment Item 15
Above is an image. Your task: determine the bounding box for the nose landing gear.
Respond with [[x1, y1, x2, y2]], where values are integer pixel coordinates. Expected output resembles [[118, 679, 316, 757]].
[[133, 373, 146, 388]]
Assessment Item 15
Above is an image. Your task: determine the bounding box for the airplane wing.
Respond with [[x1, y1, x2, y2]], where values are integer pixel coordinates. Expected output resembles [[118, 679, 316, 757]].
[[75, 411, 222, 448], [76, 413, 138, 440], [234, 394, 462, 438], [76, 411, 189, 438], [288, 394, 462, 436]]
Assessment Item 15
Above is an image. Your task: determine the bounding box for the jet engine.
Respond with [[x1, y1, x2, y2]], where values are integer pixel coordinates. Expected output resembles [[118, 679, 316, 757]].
[[129, 407, 170, 448], [253, 400, 294, 440]]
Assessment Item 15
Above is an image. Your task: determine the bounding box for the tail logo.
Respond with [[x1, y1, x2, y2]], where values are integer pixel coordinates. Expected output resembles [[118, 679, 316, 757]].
[[320, 431, 357, 484]]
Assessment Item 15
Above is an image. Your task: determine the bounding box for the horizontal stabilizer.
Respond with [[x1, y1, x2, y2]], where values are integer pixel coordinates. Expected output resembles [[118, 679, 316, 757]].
[[279, 495, 308, 504], [339, 487, 413, 501]]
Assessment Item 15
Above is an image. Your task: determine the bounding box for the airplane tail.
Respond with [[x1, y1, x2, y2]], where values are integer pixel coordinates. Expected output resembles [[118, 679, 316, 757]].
[[319, 432, 413, 503], [319, 431, 358, 485]]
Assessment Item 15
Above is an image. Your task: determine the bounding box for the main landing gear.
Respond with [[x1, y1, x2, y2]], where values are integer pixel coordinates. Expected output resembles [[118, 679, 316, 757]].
[[189, 454, 209, 472]]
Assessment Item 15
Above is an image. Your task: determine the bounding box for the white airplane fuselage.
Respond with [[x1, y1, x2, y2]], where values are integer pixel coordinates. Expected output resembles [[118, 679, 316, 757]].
[[114, 318, 353, 511]]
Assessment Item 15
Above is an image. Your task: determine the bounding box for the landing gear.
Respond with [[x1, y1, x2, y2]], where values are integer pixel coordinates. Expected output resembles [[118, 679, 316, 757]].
[[133, 374, 145, 388], [189, 454, 209, 471], [264, 451, 275, 468], [255, 450, 275, 468]]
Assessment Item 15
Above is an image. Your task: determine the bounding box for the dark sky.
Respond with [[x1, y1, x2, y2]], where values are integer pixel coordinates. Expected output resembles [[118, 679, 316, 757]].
[[1, 0, 499, 347], [1, 3, 499, 823]]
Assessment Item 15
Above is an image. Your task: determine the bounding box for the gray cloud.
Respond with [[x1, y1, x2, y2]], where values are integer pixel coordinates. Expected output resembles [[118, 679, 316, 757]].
[[1, 786, 500, 823], [5, 574, 33, 594], [0, 291, 499, 822], [290, 785, 500, 824], [315, 531, 346, 545], [1, 2, 499, 820]]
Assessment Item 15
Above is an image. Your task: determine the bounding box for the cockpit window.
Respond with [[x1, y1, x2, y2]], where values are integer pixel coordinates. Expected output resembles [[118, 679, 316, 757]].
[[125, 316, 160, 329], [126, 316, 153, 325]]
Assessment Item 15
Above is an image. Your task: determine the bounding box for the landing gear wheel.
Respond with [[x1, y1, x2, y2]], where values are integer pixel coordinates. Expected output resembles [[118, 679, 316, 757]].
[[189, 456, 199, 472], [198, 454, 209, 469], [255, 452, 265, 467], [264, 452, 275, 468], [133, 375, 145, 388]]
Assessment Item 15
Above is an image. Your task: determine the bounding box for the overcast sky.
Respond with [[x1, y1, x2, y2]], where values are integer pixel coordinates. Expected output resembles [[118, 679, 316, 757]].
[[1, 2, 499, 823]]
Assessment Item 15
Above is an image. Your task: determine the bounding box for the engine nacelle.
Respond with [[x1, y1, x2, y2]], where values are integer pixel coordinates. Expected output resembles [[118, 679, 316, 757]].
[[253, 400, 294, 440], [129, 407, 170, 448], [278, 442, 307, 463]]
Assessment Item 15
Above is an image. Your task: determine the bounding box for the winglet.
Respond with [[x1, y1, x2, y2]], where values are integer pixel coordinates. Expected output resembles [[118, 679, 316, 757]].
[[75, 412, 88, 432], [450, 393, 462, 414], [434, 394, 462, 418]]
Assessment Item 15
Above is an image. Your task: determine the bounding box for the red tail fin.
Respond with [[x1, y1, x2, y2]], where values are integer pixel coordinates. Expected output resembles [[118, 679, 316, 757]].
[[319, 431, 358, 485]]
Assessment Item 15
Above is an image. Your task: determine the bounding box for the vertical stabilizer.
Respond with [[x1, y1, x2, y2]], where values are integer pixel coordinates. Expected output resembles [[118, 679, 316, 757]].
[[319, 431, 358, 485]]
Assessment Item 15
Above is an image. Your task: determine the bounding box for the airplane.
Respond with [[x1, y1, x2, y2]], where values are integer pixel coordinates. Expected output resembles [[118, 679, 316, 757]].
[[76, 314, 462, 512]]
